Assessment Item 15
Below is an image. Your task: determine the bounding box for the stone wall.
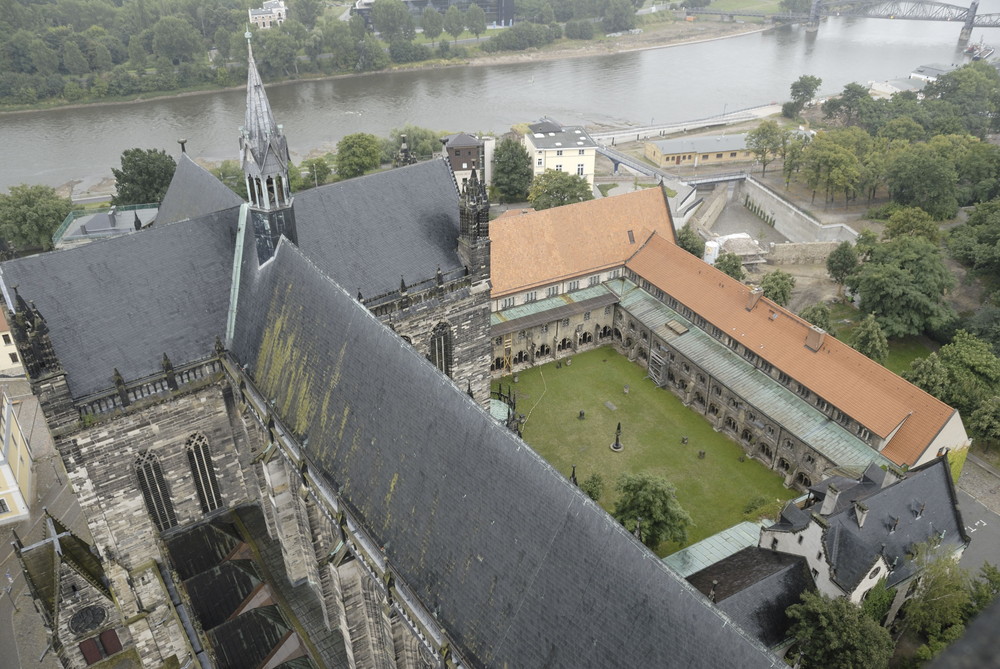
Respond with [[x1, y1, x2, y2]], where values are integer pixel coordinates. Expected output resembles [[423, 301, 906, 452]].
[[767, 241, 841, 265], [734, 177, 858, 243]]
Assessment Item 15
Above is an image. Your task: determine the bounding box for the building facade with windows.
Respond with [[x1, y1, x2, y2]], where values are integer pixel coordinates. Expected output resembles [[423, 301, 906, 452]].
[[249, 0, 286, 29], [644, 133, 750, 169], [0, 310, 24, 376], [0, 391, 32, 526], [521, 118, 598, 186]]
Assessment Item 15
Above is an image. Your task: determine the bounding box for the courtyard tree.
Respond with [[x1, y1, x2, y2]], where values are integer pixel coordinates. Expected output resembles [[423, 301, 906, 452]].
[[527, 169, 593, 210], [904, 331, 1000, 417], [798, 303, 832, 332], [111, 147, 177, 206], [613, 473, 691, 549], [883, 205, 942, 243], [466, 4, 487, 39], [851, 314, 889, 364], [0, 184, 73, 252], [786, 591, 893, 669], [826, 242, 858, 291], [421, 6, 444, 40], [443, 5, 465, 42], [492, 138, 533, 202], [760, 269, 795, 306], [580, 472, 604, 502], [714, 252, 745, 281], [746, 120, 785, 175], [676, 224, 705, 258], [335, 133, 382, 179]]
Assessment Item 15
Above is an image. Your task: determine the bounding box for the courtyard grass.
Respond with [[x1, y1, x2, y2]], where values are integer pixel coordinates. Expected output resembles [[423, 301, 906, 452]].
[[494, 347, 796, 557]]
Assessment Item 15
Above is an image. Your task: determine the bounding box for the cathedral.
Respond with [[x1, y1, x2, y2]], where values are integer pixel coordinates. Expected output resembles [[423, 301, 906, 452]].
[[1, 41, 780, 669]]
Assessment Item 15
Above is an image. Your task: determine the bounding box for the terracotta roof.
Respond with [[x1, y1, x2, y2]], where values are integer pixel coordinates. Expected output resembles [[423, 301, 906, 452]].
[[626, 234, 957, 467], [490, 188, 675, 297]]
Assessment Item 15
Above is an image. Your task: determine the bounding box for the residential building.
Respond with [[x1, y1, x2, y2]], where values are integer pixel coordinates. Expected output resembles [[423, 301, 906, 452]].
[[0, 391, 33, 526], [522, 118, 598, 186], [441, 132, 496, 187], [249, 0, 286, 29], [0, 309, 23, 376], [644, 133, 751, 169]]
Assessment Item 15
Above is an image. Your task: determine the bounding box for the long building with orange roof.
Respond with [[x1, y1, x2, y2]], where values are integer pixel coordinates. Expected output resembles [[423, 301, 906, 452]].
[[489, 193, 969, 481]]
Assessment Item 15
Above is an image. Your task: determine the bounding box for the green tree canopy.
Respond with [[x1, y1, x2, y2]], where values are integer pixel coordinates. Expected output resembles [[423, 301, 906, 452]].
[[380, 125, 443, 163], [210, 159, 248, 199], [491, 137, 532, 203], [111, 147, 176, 206], [0, 184, 73, 251], [760, 269, 795, 306], [904, 331, 1000, 417], [579, 472, 604, 501], [151, 16, 202, 65], [676, 224, 705, 258], [949, 197, 1000, 278], [969, 396, 1000, 448], [371, 0, 415, 42], [851, 314, 889, 364], [335, 133, 382, 180], [421, 6, 444, 40], [784, 74, 822, 117], [602, 0, 637, 32], [886, 143, 959, 220], [465, 4, 487, 38], [846, 236, 955, 338], [746, 120, 785, 176], [883, 205, 942, 243], [714, 252, 745, 281], [527, 169, 593, 210], [904, 543, 973, 653], [612, 473, 691, 549], [786, 591, 893, 669], [443, 5, 465, 41], [299, 156, 332, 188], [798, 303, 832, 332]]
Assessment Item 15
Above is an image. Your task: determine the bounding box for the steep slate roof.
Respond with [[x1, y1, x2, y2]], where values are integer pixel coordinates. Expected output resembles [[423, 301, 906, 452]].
[[1, 211, 238, 397], [291, 160, 462, 296], [626, 234, 960, 466], [490, 188, 675, 296], [157, 155, 244, 226], [688, 547, 813, 648], [443, 132, 481, 148], [230, 240, 780, 669]]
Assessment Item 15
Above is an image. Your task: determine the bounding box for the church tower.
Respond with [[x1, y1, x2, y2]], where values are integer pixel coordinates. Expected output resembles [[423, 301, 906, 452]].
[[458, 169, 490, 285], [240, 32, 296, 263]]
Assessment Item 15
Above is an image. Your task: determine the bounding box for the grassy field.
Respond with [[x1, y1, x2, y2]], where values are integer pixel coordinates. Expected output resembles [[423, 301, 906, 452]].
[[494, 348, 795, 556], [827, 302, 934, 375]]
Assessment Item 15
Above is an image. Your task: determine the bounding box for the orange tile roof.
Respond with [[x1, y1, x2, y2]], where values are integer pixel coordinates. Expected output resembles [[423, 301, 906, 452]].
[[489, 188, 675, 297], [626, 233, 957, 467]]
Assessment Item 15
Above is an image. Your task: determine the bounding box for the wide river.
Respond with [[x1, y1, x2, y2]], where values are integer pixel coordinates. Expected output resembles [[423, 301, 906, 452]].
[[3, 12, 1000, 193]]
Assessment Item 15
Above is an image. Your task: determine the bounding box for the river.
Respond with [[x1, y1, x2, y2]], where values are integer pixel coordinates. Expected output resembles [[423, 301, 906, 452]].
[[2, 13, 998, 193]]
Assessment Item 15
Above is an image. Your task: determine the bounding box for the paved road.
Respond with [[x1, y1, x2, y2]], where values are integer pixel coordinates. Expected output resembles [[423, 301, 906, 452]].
[[958, 454, 1000, 575]]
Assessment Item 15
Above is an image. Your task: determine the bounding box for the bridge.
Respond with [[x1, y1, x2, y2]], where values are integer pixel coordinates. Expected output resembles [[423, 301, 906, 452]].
[[686, 0, 1000, 38]]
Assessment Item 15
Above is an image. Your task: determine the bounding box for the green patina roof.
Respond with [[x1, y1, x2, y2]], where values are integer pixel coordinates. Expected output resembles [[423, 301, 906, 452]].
[[491, 284, 616, 335], [663, 521, 772, 578], [612, 282, 896, 471]]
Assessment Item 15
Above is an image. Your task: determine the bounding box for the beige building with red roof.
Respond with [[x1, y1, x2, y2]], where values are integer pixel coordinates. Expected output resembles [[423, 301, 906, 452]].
[[488, 192, 969, 480]]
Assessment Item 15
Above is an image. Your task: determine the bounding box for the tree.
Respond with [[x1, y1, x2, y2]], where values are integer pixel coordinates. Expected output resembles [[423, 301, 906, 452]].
[[714, 252, 745, 281], [612, 473, 691, 548], [371, 0, 414, 42], [760, 269, 795, 306], [823, 82, 875, 127], [466, 4, 487, 39], [335, 133, 382, 180], [0, 184, 72, 251], [861, 579, 897, 625], [676, 224, 705, 258], [421, 7, 443, 40], [580, 473, 604, 501], [746, 120, 784, 176], [295, 0, 323, 30], [851, 314, 889, 364], [443, 6, 465, 42], [210, 160, 248, 199], [886, 143, 959, 220], [786, 591, 893, 669], [845, 237, 955, 338], [949, 198, 1000, 278], [151, 16, 202, 65], [799, 303, 832, 332], [491, 138, 533, 203], [785, 74, 822, 117], [300, 157, 332, 188], [904, 331, 1000, 417], [602, 0, 637, 32], [381, 125, 444, 163], [904, 544, 972, 647], [111, 148, 176, 206], [969, 396, 1000, 449], [527, 169, 593, 210], [884, 206, 942, 243]]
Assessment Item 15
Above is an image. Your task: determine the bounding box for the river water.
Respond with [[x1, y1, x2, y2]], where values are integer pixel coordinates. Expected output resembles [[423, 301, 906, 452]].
[[2, 13, 999, 193]]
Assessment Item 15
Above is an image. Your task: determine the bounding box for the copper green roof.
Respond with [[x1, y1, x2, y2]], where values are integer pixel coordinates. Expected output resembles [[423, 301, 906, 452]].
[[663, 521, 772, 578], [611, 281, 896, 471], [491, 284, 615, 335]]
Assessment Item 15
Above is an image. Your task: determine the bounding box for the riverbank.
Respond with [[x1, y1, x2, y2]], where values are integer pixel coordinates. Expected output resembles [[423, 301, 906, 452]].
[[2, 18, 766, 118]]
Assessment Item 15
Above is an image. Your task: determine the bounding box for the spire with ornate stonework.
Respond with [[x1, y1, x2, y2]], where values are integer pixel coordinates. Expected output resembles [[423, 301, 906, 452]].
[[239, 31, 297, 263]]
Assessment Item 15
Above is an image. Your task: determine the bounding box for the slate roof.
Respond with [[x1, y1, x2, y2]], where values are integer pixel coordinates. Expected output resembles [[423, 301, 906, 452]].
[[770, 457, 968, 591], [665, 521, 772, 578], [626, 234, 962, 466], [490, 188, 674, 297], [687, 547, 813, 648], [230, 239, 781, 669], [157, 155, 243, 226], [0, 210, 238, 397], [443, 132, 481, 149], [291, 159, 462, 296]]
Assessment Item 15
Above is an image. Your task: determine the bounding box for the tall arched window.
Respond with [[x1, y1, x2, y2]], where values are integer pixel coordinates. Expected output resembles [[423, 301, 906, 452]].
[[136, 451, 176, 532], [186, 434, 222, 514], [429, 322, 453, 377]]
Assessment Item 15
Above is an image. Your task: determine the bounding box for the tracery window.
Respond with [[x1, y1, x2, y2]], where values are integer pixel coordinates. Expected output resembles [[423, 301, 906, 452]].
[[187, 434, 223, 514], [136, 451, 176, 532], [429, 322, 454, 377]]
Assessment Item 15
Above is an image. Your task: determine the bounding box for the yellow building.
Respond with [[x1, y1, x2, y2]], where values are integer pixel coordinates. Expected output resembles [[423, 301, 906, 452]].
[[0, 310, 23, 376], [522, 118, 598, 186], [645, 133, 750, 169], [0, 391, 33, 525]]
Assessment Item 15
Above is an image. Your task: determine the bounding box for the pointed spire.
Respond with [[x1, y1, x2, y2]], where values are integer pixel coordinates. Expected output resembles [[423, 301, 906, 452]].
[[244, 31, 279, 158]]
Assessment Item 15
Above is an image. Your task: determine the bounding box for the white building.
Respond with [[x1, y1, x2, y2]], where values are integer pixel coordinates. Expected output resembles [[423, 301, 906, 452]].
[[522, 118, 598, 186], [249, 0, 287, 29]]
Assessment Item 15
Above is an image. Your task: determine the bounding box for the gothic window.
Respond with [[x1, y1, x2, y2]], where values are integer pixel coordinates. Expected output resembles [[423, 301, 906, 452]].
[[136, 451, 177, 532], [186, 434, 222, 514], [568, 280, 579, 291], [429, 322, 454, 377]]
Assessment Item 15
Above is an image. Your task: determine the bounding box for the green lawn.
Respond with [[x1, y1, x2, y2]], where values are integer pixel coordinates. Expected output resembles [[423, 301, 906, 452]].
[[494, 348, 795, 556], [827, 301, 934, 375], [708, 0, 782, 13]]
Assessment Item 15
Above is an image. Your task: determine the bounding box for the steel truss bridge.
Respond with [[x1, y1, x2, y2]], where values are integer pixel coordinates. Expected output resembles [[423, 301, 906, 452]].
[[686, 0, 1000, 37]]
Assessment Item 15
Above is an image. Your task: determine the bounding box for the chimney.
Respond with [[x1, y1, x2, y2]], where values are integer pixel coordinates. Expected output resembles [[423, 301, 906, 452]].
[[805, 325, 826, 352], [889, 516, 899, 534], [820, 484, 840, 516], [854, 501, 868, 528], [746, 287, 763, 311], [709, 579, 718, 603]]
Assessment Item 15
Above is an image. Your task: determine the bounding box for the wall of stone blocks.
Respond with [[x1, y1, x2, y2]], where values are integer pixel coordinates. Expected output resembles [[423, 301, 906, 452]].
[[766, 241, 841, 266], [490, 305, 616, 375]]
